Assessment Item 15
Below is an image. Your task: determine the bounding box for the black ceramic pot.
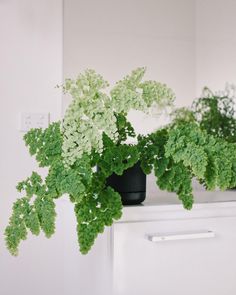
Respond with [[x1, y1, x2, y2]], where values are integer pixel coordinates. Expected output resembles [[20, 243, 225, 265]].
[[106, 162, 146, 205]]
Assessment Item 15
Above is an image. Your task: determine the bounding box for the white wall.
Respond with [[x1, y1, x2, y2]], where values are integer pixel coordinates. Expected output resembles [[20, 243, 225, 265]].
[[0, 1, 64, 294], [63, 0, 196, 108], [0, 2, 111, 295], [195, 0, 236, 95]]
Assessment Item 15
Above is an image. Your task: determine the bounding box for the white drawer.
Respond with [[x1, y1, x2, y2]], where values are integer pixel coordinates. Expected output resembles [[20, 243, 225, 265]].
[[112, 216, 236, 295]]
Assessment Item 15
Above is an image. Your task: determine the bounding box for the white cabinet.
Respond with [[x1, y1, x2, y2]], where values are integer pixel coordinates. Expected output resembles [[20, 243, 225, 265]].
[[112, 192, 236, 295]]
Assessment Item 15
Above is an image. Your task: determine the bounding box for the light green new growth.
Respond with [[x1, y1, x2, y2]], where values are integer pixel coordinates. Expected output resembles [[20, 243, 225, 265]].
[[62, 68, 175, 167], [62, 70, 118, 167]]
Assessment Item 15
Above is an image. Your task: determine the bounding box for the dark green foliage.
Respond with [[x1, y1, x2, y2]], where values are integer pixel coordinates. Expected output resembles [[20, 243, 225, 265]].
[[98, 133, 140, 177], [155, 160, 193, 210], [75, 186, 122, 254], [24, 122, 62, 167], [115, 112, 136, 144], [5, 121, 123, 255], [138, 128, 194, 209], [16, 172, 45, 197], [193, 89, 236, 143], [138, 129, 168, 175], [5, 198, 32, 256], [45, 159, 92, 201], [24, 209, 41, 236], [34, 197, 56, 238], [5, 194, 56, 256]]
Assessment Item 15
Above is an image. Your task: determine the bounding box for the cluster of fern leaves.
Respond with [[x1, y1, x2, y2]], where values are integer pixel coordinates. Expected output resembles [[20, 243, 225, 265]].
[[5, 116, 139, 256], [138, 122, 236, 210]]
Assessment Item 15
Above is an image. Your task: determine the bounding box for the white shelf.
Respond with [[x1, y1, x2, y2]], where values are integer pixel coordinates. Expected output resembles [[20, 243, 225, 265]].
[[119, 190, 236, 223], [145, 189, 236, 206]]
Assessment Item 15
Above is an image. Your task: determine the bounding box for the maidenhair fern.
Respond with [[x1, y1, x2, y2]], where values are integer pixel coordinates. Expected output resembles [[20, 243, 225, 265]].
[[5, 69, 236, 256]]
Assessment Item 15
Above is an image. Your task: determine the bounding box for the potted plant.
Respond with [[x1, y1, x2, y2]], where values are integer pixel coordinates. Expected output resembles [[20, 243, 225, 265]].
[[172, 84, 236, 143], [169, 85, 236, 191], [193, 85, 236, 143], [5, 69, 236, 256]]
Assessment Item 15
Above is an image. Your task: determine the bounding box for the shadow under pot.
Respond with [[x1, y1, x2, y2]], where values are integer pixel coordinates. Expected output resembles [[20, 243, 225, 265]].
[[106, 162, 146, 205]]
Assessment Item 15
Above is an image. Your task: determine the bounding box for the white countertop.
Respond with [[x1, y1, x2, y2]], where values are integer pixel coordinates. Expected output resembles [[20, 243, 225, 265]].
[[118, 190, 236, 223], [141, 189, 236, 207]]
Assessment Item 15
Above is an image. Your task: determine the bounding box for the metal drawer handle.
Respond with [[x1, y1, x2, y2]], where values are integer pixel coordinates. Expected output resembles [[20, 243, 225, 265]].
[[147, 230, 215, 242]]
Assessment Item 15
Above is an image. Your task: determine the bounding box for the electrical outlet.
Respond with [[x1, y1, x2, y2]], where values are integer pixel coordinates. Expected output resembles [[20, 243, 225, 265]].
[[20, 112, 50, 132]]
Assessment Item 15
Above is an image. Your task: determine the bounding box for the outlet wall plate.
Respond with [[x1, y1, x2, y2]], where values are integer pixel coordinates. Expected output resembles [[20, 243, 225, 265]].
[[20, 112, 50, 132]]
